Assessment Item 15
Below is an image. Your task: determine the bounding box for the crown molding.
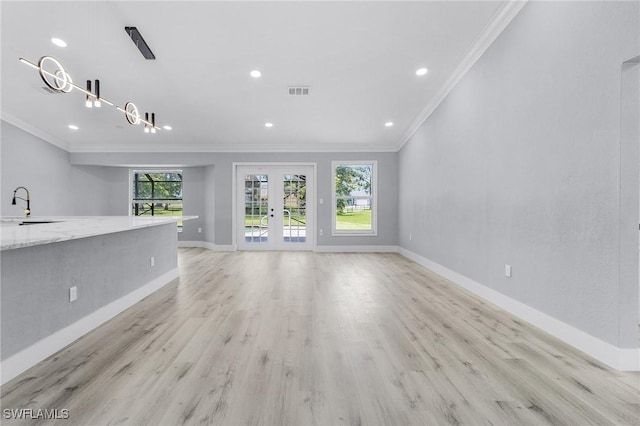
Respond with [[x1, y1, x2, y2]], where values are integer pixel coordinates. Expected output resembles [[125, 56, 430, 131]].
[[394, 0, 528, 151], [67, 142, 399, 154], [2, 113, 397, 153], [1, 112, 71, 152]]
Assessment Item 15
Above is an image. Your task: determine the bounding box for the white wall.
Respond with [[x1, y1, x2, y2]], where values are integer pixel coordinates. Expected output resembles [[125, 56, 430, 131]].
[[398, 1, 639, 349]]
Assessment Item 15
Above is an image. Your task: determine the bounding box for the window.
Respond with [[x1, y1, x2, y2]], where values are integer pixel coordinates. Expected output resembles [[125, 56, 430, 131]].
[[332, 161, 377, 235], [131, 170, 183, 229]]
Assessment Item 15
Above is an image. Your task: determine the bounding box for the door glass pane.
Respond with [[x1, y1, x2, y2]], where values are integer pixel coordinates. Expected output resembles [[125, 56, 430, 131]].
[[283, 174, 306, 243], [244, 174, 268, 243]]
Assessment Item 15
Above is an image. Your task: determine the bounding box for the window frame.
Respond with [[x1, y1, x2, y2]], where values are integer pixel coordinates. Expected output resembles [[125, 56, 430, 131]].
[[331, 160, 378, 236], [130, 169, 184, 231]]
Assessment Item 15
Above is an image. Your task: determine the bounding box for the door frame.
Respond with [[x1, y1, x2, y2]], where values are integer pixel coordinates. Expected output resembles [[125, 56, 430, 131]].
[[232, 162, 317, 250], [620, 55, 640, 353]]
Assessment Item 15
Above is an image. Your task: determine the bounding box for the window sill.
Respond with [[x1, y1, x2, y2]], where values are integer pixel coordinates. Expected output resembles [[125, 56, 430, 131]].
[[331, 231, 378, 237]]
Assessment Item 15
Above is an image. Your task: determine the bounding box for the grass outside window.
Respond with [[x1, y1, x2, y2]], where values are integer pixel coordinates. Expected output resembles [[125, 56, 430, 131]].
[[336, 209, 372, 230]]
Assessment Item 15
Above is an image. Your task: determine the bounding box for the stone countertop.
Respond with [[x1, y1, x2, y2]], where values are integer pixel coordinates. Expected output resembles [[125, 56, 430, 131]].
[[0, 216, 197, 251]]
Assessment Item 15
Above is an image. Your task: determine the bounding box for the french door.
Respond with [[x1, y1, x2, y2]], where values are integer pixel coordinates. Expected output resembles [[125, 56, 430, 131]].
[[236, 164, 314, 250]]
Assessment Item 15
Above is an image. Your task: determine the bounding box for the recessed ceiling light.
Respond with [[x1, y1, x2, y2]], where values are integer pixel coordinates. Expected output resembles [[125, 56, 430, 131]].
[[265, 122, 273, 128], [51, 37, 67, 48], [163, 125, 172, 130], [250, 70, 262, 78], [68, 124, 79, 130], [416, 68, 428, 76], [384, 122, 394, 127]]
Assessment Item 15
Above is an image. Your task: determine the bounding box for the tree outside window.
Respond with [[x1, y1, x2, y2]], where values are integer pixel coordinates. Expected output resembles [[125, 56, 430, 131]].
[[131, 170, 183, 229], [332, 162, 377, 235]]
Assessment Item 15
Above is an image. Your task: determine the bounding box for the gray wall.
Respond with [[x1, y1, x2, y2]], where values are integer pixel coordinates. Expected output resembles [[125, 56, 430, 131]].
[[71, 166, 129, 216], [70, 152, 399, 247], [1, 121, 74, 217], [1, 222, 177, 359], [1, 121, 127, 217], [621, 59, 640, 324], [398, 1, 639, 348], [204, 166, 216, 244], [180, 167, 206, 241], [1, 122, 209, 242], [2, 121, 398, 247]]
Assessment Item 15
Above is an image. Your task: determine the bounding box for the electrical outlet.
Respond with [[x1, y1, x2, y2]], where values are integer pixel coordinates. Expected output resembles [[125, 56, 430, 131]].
[[197, 227, 202, 233], [319, 198, 324, 205], [319, 229, 324, 236], [505, 264, 512, 278], [70, 286, 78, 302], [150, 256, 155, 267]]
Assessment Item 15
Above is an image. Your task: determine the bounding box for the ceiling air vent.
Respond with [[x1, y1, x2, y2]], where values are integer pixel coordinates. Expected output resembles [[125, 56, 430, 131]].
[[288, 86, 310, 96]]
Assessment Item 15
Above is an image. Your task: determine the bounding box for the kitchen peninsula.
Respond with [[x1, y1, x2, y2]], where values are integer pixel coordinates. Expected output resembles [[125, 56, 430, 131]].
[[0, 216, 194, 384]]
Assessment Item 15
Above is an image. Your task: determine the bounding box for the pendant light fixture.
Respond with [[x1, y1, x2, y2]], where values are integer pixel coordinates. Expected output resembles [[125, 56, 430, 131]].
[[94, 79, 101, 108], [85, 80, 92, 108], [20, 56, 163, 133]]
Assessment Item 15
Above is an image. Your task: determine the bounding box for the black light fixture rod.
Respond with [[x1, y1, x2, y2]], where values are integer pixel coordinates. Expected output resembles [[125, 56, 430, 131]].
[[85, 80, 92, 107], [124, 27, 156, 60], [94, 79, 101, 107]]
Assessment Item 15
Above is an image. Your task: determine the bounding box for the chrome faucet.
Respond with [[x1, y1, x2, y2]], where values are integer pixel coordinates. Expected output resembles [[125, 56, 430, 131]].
[[12, 186, 31, 217]]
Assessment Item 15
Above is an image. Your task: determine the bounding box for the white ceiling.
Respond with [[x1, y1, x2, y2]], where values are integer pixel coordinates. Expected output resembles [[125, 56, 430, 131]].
[[1, 1, 522, 153]]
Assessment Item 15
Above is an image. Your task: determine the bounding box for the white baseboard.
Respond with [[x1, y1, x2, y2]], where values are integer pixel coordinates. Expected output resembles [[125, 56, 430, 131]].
[[398, 247, 640, 372], [0, 268, 179, 385], [178, 241, 236, 251], [181, 241, 398, 254], [314, 245, 399, 253], [183, 241, 399, 253], [178, 240, 205, 248]]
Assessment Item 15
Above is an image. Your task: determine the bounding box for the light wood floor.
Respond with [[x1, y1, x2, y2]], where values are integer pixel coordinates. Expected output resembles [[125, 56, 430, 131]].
[[1, 249, 639, 425]]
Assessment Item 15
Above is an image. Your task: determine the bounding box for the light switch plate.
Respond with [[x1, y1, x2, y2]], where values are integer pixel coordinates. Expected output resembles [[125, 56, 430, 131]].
[[505, 264, 512, 278]]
